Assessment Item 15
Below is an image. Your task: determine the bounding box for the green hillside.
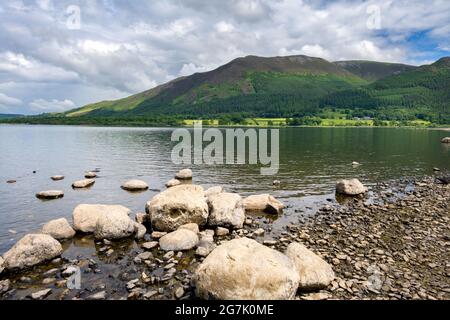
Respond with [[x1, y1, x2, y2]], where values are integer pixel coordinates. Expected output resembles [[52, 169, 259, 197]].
[[333, 60, 417, 81]]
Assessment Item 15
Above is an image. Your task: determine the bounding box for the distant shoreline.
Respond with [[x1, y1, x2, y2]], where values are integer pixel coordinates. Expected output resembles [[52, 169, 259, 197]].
[[1, 122, 449, 131]]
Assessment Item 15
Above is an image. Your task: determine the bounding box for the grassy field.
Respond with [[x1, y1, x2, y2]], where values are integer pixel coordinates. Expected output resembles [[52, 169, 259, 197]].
[[181, 118, 433, 127]]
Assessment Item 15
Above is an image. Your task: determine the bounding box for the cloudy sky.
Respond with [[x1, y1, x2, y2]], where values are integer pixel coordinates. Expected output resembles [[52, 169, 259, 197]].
[[0, 0, 449, 115]]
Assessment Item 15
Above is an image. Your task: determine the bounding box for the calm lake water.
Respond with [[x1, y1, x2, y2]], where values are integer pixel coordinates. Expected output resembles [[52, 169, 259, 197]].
[[0, 125, 449, 254]]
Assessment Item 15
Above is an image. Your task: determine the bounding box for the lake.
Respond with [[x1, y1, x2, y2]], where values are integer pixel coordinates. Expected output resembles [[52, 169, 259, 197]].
[[0, 125, 449, 254]]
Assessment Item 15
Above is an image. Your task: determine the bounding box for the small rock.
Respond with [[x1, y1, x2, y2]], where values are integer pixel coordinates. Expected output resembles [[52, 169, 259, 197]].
[[175, 169, 193, 180], [84, 171, 97, 179], [144, 290, 157, 299], [134, 252, 153, 263], [253, 228, 265, 237], [174, 287, 184, 299], [87, 291, 106, 300], [121, 179, 149, 191], [6, 180, 16, 184], [215, 227, 229, 236], [166, 179, 181, 188], [72, 179, 95, 189], [36, 190, 64, 200], [336, 179, 368, 196], [151, 231, 167, 239], [0, 279, 10, 294], [30, 289, 52, 300], [243, 194, 284, 215], [51, 175, 65, 181], [142, 241, 158, 250], [134, 223, 147, 240]]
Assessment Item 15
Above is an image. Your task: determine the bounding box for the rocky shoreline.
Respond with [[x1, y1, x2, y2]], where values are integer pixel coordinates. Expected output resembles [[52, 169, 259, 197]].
[[0, 174, 449, 300]]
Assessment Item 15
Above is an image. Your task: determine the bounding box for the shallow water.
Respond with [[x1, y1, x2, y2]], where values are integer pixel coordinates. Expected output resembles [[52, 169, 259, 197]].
[[0, 125, 449, 255]]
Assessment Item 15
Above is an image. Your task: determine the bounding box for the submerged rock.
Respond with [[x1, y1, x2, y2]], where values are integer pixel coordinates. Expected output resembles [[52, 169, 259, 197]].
[[441, 137, 450, 143], [193, 238, 299, 300], [285, 242, 335, 291], [165, 179, 181, 188], [72, 179, 95, 189], [51, 175, 65, 181], [336, 179, 368, 196], [73, 204, 131, 233], [42, 218, 76, 240], [159, 229, 199, 251], [6, 180, 16, 184], [146, 185, 209, 232], [243, 194, 285, 214], [3, 234, 62, 271], [207, 193, 245, 229], [36, 190, 64, 200], [175, 169, 193, 180], [121, 179, 149, 191]]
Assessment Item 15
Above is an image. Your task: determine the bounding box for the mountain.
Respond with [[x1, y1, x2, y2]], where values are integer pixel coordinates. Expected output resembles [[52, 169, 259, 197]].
[[65, 55, 367, 117], [333, 60, 417, 81]]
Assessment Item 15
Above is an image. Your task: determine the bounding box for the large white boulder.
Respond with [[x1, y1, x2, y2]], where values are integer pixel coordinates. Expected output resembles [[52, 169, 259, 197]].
[[2, 234, 63, 270], [73, 204, 131, 233], [285, 243, 335, 291], [243, 194, 285, 214], [42, 218, 76, 240], [207, 193, 245, 229], [193, 238, 300, 300], [94, 209, 136, 240], [159, 229, 199, 251], [441, 137, 450, 143], [121, 179, 149, 191], [146, 185, 209, 232], [336, 179, 368, 196]]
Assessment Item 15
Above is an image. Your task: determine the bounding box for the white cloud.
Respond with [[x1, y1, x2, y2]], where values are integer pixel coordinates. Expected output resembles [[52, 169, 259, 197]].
[[0, 52, 79, 82], [0, 0, 449, 114], [215, 21, 235, 33], [29, 98, 75, 112], [0, 92, 22, 112]]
